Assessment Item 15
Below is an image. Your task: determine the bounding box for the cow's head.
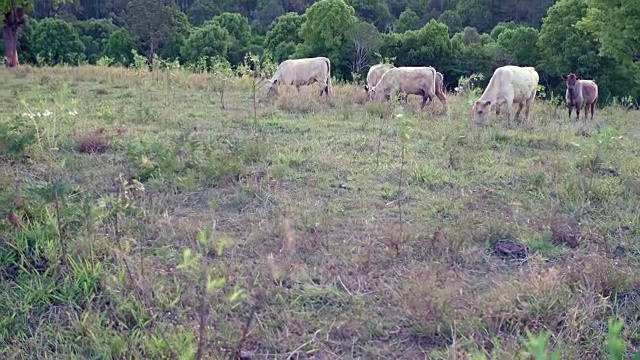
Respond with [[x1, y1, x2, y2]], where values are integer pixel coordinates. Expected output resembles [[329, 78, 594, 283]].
[[562, 73, 580, 91], [265, 78, 279, 96], [472, 99, 492, 124], [368, 85, 378, 101]]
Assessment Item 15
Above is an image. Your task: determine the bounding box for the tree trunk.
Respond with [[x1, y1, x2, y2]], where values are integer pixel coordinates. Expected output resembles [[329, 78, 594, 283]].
[[3, 8, 26, 68], [3, 26, 19, 67]]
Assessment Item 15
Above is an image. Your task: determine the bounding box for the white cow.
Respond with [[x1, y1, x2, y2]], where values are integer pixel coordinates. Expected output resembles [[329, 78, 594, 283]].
[[266, 57, 332, 97], [472, 65, 539, 124], [364, 63, 394, 95], [368, 66, 437, 109]]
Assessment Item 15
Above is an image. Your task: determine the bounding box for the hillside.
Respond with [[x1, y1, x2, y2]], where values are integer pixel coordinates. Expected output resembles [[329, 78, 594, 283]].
[[0, 65, 638, 358]]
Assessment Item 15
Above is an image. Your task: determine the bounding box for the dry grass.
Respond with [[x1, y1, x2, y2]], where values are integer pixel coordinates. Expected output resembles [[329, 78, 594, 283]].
[[0, 64, 639, 359]]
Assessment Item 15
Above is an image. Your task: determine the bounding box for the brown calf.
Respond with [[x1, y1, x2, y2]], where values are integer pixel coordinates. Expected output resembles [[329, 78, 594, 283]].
[[563, 73, 599, 120]]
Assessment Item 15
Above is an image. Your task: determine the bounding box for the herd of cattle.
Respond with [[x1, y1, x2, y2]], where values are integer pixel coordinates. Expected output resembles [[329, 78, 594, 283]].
[[263, 56, 600, 123]]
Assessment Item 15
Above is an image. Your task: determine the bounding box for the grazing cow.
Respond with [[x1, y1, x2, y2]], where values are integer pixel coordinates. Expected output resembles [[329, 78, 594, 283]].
[[472, 65, 539, 124], [368, 66, 437, 109], [563, 73, 598, 120], [266, 57, 332, 97], [366, 66, 446, 107], [364, 63, 394, 96]]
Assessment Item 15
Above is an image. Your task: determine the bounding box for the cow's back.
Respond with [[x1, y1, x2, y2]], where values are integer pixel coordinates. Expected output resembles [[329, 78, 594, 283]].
[[368, 64, 394, 87], [579, 79, 598, 103], [489, 66, 538, 102], [278, 57, 328, 85], [399, 66, 436, 94]]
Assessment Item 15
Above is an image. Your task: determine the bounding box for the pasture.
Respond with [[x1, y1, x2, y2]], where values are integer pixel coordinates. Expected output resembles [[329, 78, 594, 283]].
[[0, 65, 638, 359]]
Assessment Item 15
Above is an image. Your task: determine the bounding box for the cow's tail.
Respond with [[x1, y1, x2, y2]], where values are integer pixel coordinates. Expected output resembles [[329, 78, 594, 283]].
[[430, 67, 437, 98], [325, 57, 332, 96]]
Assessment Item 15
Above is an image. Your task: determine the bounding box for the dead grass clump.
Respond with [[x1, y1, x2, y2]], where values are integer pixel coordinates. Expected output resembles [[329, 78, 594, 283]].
[[397, 263, 458, 347], [365, 101, 395, 119], [565, 253, 637, 296], [412, 226, 466, 264], [477, 267, 573, 337], [550, 213, 581, 248], [74, 127, 109, 154], [275, 87, 326, 113], [94, 88, 109, 96]]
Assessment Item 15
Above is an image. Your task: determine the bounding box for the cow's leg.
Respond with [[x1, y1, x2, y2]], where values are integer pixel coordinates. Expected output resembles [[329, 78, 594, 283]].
[[505, 101, 514, 124], [495, 103, 501, 116], [524, 96, 535, 123], [583, 102, 589, 120], [296, 85, 301, 92], [436, 91, 446, 106], [568, 105, 572, 120], [420, 91, 429, 109], [590, 101, 596, 120], [576, 103, 581, 120], [514, 102, 524, 122]]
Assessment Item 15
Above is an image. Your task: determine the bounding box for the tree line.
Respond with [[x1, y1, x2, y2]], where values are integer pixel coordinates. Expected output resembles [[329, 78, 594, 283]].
[[2, 0, 639, 105]]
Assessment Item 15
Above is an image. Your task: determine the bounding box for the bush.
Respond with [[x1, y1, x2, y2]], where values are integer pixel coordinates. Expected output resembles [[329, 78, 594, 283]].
[[104, 29, 136, 67], [75, 19, 118, 64], [32, 18, 86, 66], [181, 22, 231, 69]]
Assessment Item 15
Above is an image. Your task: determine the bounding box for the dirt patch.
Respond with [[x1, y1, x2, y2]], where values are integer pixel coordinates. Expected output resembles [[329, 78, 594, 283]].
[[550, 214, 581, 248], [493, 238, 529, 259], [72, 127, 110, 154]]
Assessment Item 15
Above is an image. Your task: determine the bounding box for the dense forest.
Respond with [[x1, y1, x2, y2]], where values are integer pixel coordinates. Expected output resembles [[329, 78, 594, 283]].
[[1, 0, 639, 104]]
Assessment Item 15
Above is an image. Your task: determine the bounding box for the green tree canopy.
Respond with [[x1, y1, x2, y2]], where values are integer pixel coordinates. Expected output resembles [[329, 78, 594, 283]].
[[257, 0, 286, 31], [186, 0, 220, 26], [437, 10, 462, 35], [536, 0, 601, 77], [75, 18, 118, 64], [181, 21, 231, 68], [381, 19, 454, 76], [347, 0, 393, 31], [32, 17, 86, 65], [497, 26, 539, 66], [489, 21, 518, 40], [125, 0, 184, 64], [394, 9, 421, 33], [208, 12, 252, 65], [159, 7, 192, 61], [264, 12, 305, 64], [295, 0, 358, 78], [104, 28, 136, 66], [577, 0, 640, 67]]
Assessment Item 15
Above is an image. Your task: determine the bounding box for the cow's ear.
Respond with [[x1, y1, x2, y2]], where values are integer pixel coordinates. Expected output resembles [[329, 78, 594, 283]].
[[364, 85, 369, 92], [576, 75, 581, 80], [483, 100, 491, 107], [562, 74, 567, 80]]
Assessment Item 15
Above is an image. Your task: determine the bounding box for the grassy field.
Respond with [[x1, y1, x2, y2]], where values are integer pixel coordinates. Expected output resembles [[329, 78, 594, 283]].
[[0, 65, 639, 359]]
